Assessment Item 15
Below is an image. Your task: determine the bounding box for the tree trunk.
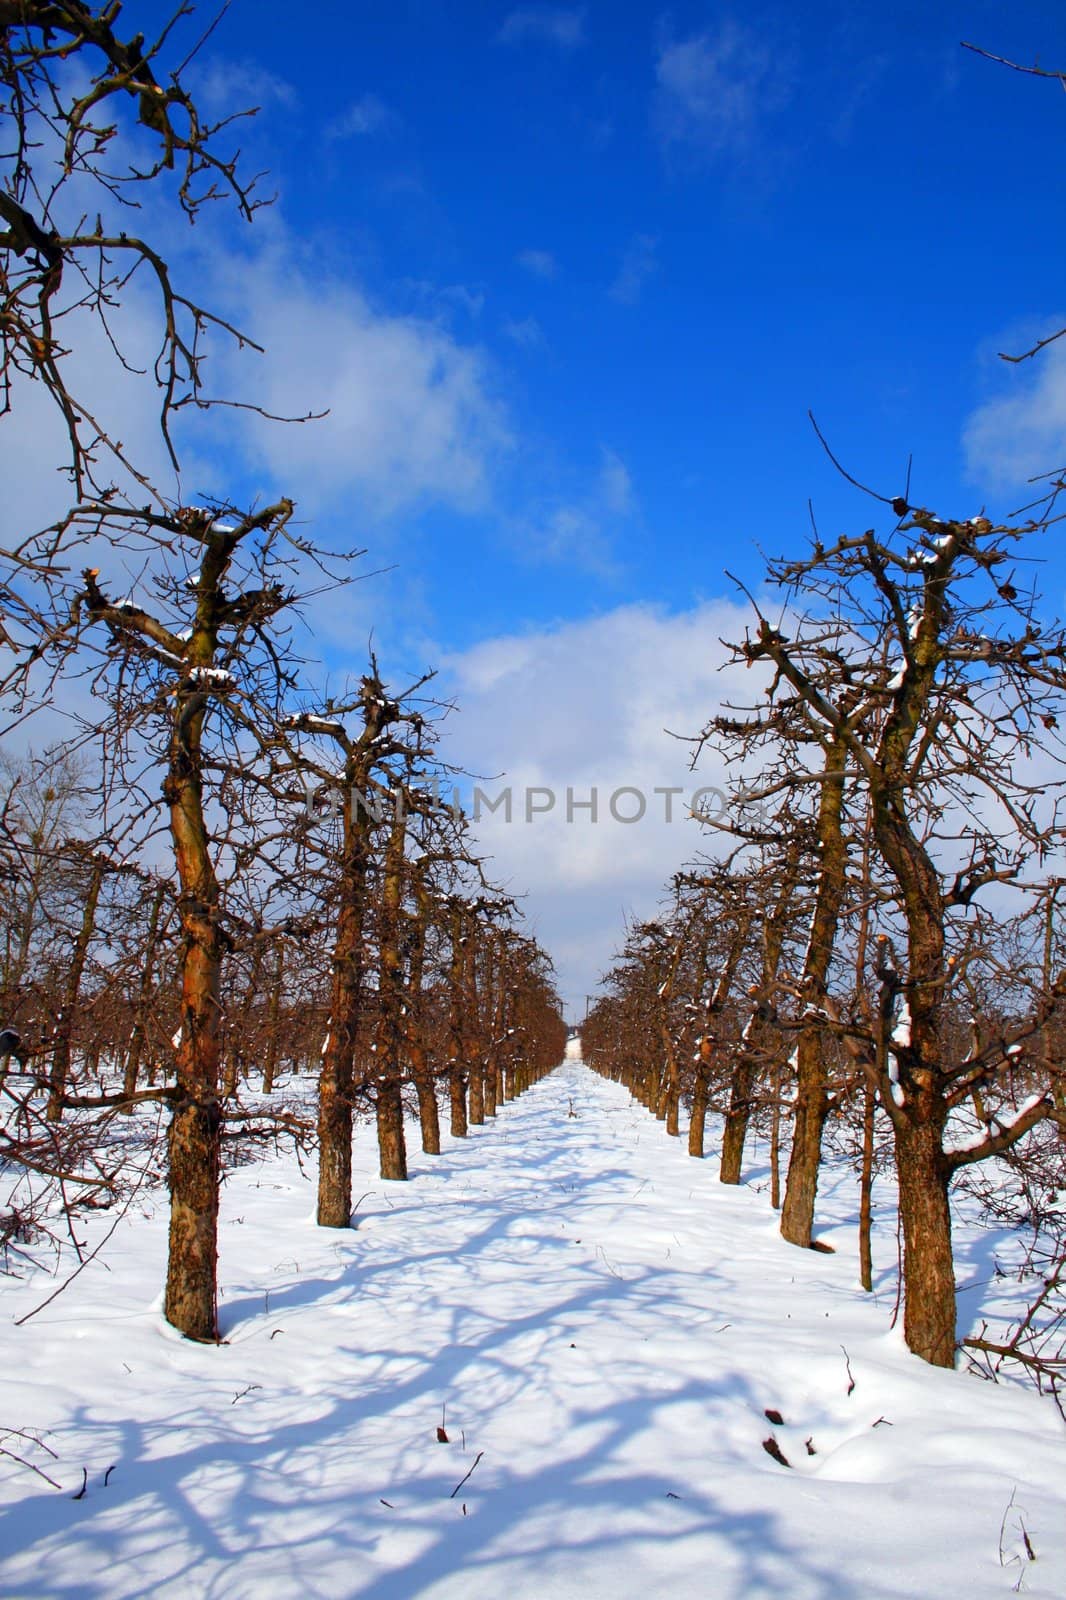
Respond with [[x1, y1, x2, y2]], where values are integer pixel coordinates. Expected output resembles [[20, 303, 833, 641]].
[[893, 1114, 956, 1366], [858, 1081, 875, 1291], [318, 1018, 355, 1226], [450, 1070, 468, 1136], [719, 1057, 755, 1184], [373, 800, 408, 1181], [780, 1033, 826, 1244], [466, 937, 484, 1126], [720, 859, 795, 1185], [405, 890, 440, 1154], [468, 1064, 485, 1124], [873, 786, 954, 1365], [414, 1063, 440, 1154], [123, 880, 167, 1108], [163, 702, 224, 1340], [688, 1060, 708, 1157], [448, 905, 468, 1137], [484, 942, 503, 1118], [780, 737, 846, 1247], [317, 783, 374, 1226], [262, 943, 284, 1093], [47, 855, 104, 1122], [769, 1063, 782, 1210], [376, 1079, 408, 1180]]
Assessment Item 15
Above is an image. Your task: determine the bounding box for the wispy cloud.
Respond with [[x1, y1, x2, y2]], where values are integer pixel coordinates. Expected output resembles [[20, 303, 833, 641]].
[[598, 448, 634, 515], [963, 331, 1066, 490], [502, 316, 545, 349], [498, 7, 586, 49], [326, 93, 399, 140], [517, 248, 558, 280], [403, 281, 486, 321], [517, 446, 636, 573], [654, 20, 786, 156], [193, 59, 297, 113], [609, 234, 658, 306]]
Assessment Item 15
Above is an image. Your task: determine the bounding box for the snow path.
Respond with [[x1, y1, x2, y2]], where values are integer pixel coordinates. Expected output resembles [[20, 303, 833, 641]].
[[1, 1060, 1064, 1599]]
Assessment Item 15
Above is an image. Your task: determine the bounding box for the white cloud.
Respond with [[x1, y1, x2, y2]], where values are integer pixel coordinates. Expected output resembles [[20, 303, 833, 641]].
[[326, 93, 398, 140], [192, 59, 297, 113], [439, 598, 763, 1013], [609, 233, 658, 306], [498, 7, 586, 49], [963, 334, 1066, 490], [598, 448, 634, 515], [517, 248, 558, 280], [513, 446, 636, 572], [204, 245, 512, 517], [502, 316, 545, 349], [655, 21, 783, 155]]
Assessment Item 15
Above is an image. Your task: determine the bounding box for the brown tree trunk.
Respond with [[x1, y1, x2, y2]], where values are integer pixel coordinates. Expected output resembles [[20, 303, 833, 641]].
[[894, 1114, 955, 1366], [769, 1062, 782, 1210], [656, 1022, 681, 1134], [688, 1057, 708, 1157], [468, 1064, 485, 1124], [448, 905, 468, 1137], [317, 778, 376, 1226], [719, 1057, 756, 1184], [123, 880, 167, 1108], [719, 858, 795, 1185], [47, 855, 104, 1122], [405, 886, 440, 1154], [859, 1081, 875, 1291], [781, 737, 847, 1247], [484, 940, 502, 1118], [376, 1079, 408, 1180], [413, 1058, 440, 1153], [780, 1034, 826, 1241], [466, 936, 485, 1126], [163, 666, 225, 1340], [374, 800, 408, 1181], [874, 787, 955, 1365], [225, 945, 262, 1098], [450, 1070, 468, 1135], [262, 943, 284, 1094]]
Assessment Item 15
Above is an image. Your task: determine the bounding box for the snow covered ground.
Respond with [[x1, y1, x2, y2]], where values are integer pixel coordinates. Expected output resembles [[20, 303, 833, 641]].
[[1, 1059, 1064, 1599]]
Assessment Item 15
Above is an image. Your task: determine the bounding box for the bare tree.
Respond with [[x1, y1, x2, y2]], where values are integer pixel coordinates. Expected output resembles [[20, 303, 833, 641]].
[[0, 0, 271, 513], [733, 507, 1066, 1364], [46, 498, 307, 1339]]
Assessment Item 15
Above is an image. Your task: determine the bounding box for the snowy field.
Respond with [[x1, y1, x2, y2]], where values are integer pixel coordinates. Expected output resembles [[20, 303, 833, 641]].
[[1, 1058, 1064, 1600]]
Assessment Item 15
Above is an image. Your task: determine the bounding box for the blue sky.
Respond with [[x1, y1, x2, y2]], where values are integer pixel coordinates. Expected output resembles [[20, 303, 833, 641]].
[[10, 2, 1066, 1013], [175, 0, 1066, 652]]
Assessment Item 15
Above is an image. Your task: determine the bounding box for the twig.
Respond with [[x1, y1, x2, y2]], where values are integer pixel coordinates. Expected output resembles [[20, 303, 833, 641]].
[[14, 1148, 155, 1326], [808, 410, 896, 506], [0, 1445, 62, 1491], [449, 1450, 484, 1498], [961, 41, 1066, 86], [841, 1344, 855, 1395]]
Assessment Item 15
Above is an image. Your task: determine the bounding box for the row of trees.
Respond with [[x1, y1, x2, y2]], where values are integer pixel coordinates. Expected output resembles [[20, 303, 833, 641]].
[[0, 5, 565, 1340], [585, 504, 1066, 1369], [0, 628, 566, 1338]]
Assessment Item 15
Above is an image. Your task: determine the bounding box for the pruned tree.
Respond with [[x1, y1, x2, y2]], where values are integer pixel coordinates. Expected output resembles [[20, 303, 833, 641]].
[[731, 505, 1066, 1364], [279, 663, 441, 1220], [29, 496, 315, 1339]]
